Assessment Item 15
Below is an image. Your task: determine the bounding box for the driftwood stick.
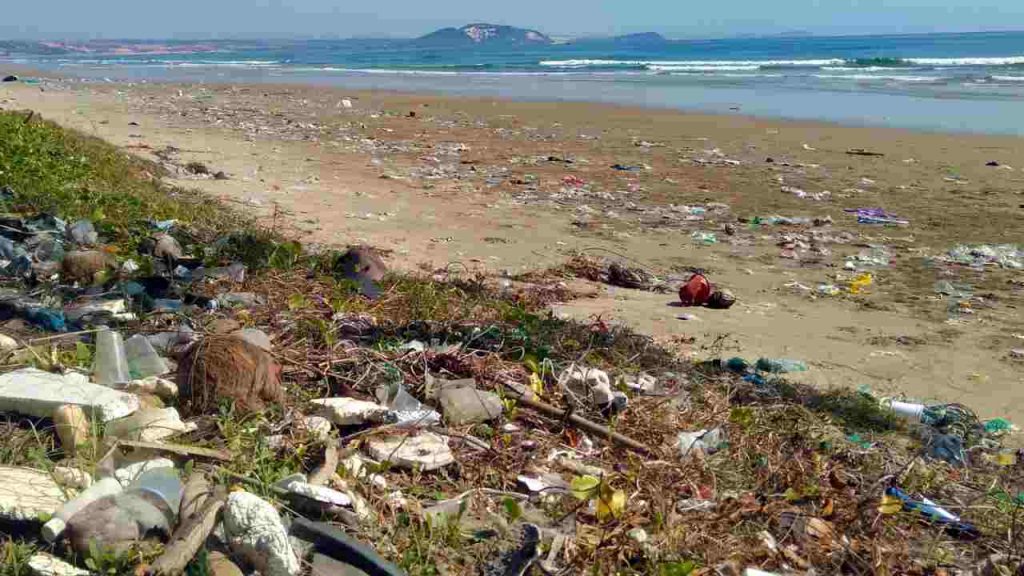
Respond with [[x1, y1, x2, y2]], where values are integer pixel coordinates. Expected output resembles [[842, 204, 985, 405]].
[[504, 387, 652, 456], [308, 441, 339, 486], [118, 439, 233, 461], [149, 488, 227, 576]]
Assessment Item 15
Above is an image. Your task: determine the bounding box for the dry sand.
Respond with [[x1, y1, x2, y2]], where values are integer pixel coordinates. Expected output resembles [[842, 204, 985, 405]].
[[2, 77, 1022, 423]]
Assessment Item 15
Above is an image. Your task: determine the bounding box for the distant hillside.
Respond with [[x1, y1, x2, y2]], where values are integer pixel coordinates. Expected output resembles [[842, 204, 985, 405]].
[[415, 24, 553, 47]]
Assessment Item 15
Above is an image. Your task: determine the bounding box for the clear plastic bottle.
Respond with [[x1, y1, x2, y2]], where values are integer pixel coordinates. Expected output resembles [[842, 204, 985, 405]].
[[94, 327, 130, 386]]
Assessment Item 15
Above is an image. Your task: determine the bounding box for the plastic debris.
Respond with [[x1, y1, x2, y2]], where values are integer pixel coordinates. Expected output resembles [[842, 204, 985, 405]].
[[883, 486, 980, 539], [691, 231, 718, 245], [676, 428, 727, 459], [439, 384, 504, 425], [366, 431, 454, 471], [944, 244, 1023, 269], [845, 207, 909, 226], [755, 358, 808, 374], [312, 397, 395, 426], [112, 458, 176, 487], [374, 381, 441, 428], [27, 553, 91, 576], [104, 407, 195, 443], [223, 491, 301, 576], [0, 368, 140, 422], [94, 327, 131, 386], [124, 334, 170, 379], [0, 466, 67, 522]]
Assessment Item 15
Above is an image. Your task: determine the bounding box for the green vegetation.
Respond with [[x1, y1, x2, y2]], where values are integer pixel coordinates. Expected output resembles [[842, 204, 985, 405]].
[[0, 111, 237, 247]]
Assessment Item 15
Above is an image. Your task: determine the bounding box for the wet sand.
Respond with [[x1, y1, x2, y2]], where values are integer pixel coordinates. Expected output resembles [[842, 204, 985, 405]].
[[2, 76, 1022, 423]]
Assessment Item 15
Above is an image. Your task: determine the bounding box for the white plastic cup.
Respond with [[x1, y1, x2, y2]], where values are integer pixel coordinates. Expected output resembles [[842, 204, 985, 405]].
[[94, 327, 130, 387]]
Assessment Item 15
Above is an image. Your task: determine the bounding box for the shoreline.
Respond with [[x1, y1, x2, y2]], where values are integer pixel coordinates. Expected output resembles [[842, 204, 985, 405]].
[[7, 62, 1024, 136], [2, 73, 1022, 423]]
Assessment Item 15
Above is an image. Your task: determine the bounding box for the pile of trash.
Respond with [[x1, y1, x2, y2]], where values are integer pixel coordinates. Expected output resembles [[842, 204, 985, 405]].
[[0, 116, 1022, 576], [943, 244, 1024, 270]]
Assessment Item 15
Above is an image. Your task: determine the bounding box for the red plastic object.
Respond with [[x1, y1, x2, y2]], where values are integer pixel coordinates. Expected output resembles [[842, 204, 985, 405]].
[[679, 274, 712, 307]]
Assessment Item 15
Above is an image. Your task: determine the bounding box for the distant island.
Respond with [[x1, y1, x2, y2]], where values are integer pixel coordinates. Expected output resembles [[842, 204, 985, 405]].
[[415, 23, 553, 46], [567, 32, 671, 47]]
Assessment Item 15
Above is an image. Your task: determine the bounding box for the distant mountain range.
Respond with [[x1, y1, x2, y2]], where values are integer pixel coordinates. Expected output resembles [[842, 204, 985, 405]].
[[415, 24, 553, 46], [0, 26, 674, 56]]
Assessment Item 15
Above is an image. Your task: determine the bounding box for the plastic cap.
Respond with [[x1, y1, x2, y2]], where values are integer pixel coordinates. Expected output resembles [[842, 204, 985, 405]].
[[41, 517, 66, 543]]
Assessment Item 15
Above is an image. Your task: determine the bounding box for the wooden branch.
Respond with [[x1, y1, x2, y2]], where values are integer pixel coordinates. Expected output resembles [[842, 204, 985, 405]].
[[503, 386, 652, 456], [149, 489, 227, 576], [118, 439, 233, 462]]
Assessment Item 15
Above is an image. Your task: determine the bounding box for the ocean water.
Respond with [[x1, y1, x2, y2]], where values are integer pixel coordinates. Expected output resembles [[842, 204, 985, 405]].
[[5, 31, 1024, 134]]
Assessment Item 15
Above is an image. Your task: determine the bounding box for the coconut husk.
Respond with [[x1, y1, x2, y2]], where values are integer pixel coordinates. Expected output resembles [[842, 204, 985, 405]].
[[177, 335, 283, 416], [61, 250, 115, 283]]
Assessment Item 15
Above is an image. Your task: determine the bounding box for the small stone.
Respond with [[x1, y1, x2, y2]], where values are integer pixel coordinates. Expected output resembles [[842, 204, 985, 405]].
[[312, 553, 370, 576], [627, 528, 648, 544], [223, 491, 301, 576], [153, 234, 184, 260], [0, 333, 18, 352], [232, 328, 272, 351], [207, 318, 243, 335], [53, 405, 91, 456], [207, 551, 245, 576], [366, 432, 454, 471], [27, 553, 90, 576], [1010, 349, 1024, 359], [52, 467, 92, 490], [0, 467, 66, 522], [439, 386, 503, 425], [125, 376, 179, 400], [312, 397, 394, 426], [301, 415, 333, 440]]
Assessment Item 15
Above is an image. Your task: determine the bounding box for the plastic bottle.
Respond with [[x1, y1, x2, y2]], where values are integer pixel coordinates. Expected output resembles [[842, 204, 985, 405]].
[[41, 477, 123, 542], [886, 400, 926, 421], [755, 358, 808, 374], [94, 327, 130, 386], [124, 334, 169, 379]]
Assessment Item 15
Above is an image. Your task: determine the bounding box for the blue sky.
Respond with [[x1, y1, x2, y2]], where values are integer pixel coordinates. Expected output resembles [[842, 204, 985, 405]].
[[2, 0, 1023, 39]]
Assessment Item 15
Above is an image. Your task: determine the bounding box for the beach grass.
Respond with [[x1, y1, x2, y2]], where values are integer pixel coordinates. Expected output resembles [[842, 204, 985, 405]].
[[0, 110, 239, 248]]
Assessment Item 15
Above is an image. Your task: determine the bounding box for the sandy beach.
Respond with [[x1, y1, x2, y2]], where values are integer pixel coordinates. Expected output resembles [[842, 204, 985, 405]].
[[2, 75, 1022, 422]]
